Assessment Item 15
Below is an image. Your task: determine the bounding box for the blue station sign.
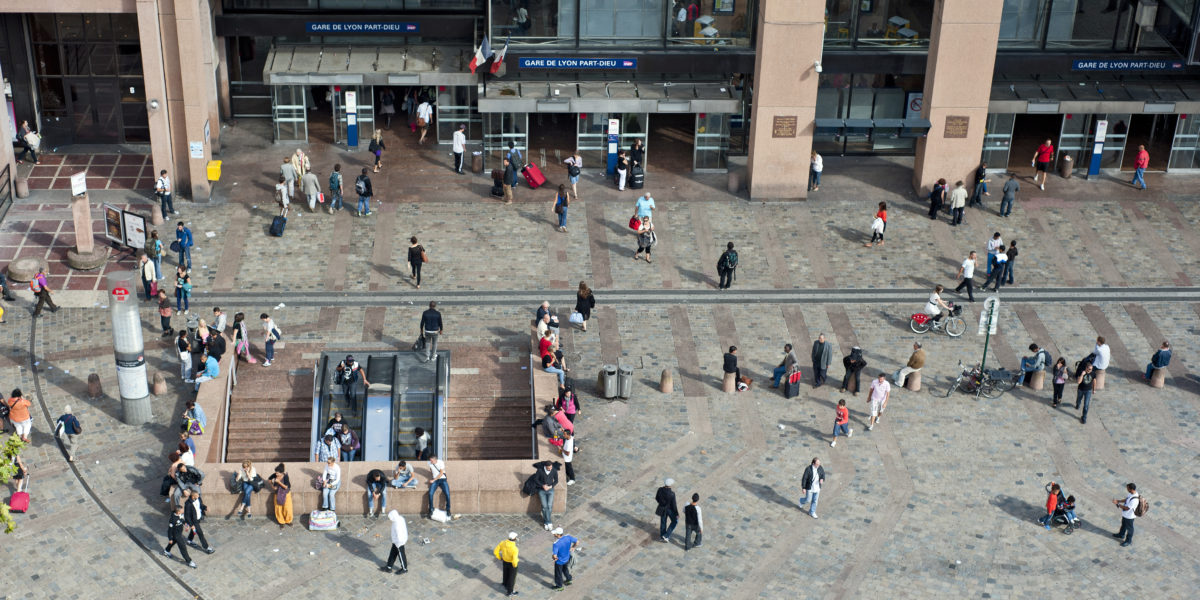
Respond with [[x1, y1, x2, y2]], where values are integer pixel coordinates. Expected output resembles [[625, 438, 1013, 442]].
[[518, 57, 638, 70], [1071, 59, 1184, 71], [306, 22, 420, 34]]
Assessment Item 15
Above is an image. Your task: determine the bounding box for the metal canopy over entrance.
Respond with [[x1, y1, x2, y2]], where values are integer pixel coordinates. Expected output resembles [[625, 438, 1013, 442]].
[[263, 44, 478, 87], [478, 81, 741, 114]]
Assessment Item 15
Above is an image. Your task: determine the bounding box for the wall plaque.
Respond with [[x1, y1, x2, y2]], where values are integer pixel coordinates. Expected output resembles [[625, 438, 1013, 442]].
[[772, 116, 798, 138], [944, 115, 970, 139]]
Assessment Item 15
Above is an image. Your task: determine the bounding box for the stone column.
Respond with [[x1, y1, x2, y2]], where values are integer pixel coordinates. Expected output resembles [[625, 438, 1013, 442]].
[[66, 193, 110, 270], [174, 0, 220, 202], [0, 60, 16, 187], [911, 0, 1003, 195], [138, 0, 175, 186], [107, 270, 152, 425], [746, 0, 823, 200]]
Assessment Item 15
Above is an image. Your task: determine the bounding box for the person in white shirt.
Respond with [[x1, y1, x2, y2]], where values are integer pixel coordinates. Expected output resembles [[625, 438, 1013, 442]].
[[799, 457, 825, 518], [674, 2, 687, 36], [452, 124, 467, 174], [417, 99, 433, 144], [809, 150, 823, 191], [923, 285, 950, 322], [954, 251, 978, 302], [562, 430, 576, 485], [321, 457, 341, 511], [428, 455, 450, 516], [949, 180, 968, 226], [1093, 336, 1111, 372], [986, 232, 1003, 275], [1112, 482, 1139, 546], [867, 374, 891, 430]]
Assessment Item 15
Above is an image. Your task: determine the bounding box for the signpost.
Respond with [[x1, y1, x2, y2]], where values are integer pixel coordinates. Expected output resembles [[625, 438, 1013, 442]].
[[977, 296, 1000, 399], [345, 90, 359, 148], [607, 118, 620, 176], [1087, 119, 1108, 179]]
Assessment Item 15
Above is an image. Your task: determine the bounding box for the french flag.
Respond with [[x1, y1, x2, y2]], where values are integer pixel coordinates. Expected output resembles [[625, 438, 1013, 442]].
[[489, 35, 511, 75], [469, 36, 492, 74]]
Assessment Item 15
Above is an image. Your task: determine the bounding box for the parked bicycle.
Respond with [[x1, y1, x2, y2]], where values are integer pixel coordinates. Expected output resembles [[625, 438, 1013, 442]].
[[941, 360, 1019, 398], [910, 303, 966, 337]]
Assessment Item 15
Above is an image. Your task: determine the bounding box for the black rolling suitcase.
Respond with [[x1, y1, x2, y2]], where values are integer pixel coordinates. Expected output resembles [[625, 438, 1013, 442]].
[[630, 166, 645, 189], [269, 216, 287, 237]]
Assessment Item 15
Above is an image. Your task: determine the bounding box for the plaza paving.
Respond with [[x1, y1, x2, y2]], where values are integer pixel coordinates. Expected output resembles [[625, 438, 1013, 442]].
[[2, 129, 1199, 599]]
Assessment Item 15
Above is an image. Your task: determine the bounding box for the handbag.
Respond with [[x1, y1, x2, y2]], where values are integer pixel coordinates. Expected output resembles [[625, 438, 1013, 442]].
[[421, 249, 429, 263], [187, 418, 204, 435], [418, 117, 427, 128], [275, 487, 288, 506], [251, 474, 266, 492], [170, 241, 182, 253], [23, 132, 40, 149], [318, 192, 325, 204], [554, 203, 563, 215], [629, 216, 640, 230], [568, 311, 584, 324], [788, 370, 803, 384]]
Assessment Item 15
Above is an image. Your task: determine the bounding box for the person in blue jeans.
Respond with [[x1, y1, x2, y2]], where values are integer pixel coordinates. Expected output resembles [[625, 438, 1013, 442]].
[[1038, 483, 1061, 529], [1004, 241, 1018, 285], [175, 221, 193, 270], [355, 168, 373, 216], [1075, 363, 1095, 424], [234, 461, 257, 518], [428, 456, 450, 516], [655, 479, 679, 542], [320, 457, 340, 511], [328, 164, 344, 213], [1144, 341, 1171, 380], [799, 457, 824, 518], [554, 184, 569, 232], [390, 460, 418, 488], [771, 343, 799, 388], [366, 468, 388, 517], [261, 313, 279, 367]]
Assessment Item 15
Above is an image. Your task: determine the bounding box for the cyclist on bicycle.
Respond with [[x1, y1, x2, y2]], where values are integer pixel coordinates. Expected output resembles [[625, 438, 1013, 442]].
[[924, 285, 951, 323]]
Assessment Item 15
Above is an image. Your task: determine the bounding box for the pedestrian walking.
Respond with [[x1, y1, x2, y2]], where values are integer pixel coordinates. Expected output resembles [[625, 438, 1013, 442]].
[[1000, 172, 1019, 216], [553, 184, 570, 232], [29, 268, 58, 317], [366, 468, 388, 517], [452, 124, 467, 174], [175, 221, 193, 271], [969, 161, 990, 206], [369, 130, 386, 173], [146, 230, 164, 280], [927, 178, 946, 220], [320, 456, 341, 511], [501, 157, 517, 204], [1075, 362, 1096, 424], [162, 504, 197, 568], [268, 463, 293, 527], [866, 202, 886, 248], [1112, 483, 1141, 547], [175, 268, 192, 314], [54, 405, 82, 462], [954, 251, 978, 302], [550, 527, 579, 589], [615, 150, 629, 190], [808, 150, 823, 191], [839, 346, 867, 394], [280, 157, 297, 199], [799, 457, 825, 518], [335, 355, 370, 411], [564, 151, 582, 199], [1051, 357, 1068, 407], [301, 167, 321, 212], [561, 430, 576, 485], [156, 170, 176, 217], [494, 532, 520, 597], [1003, 241, 1019, 285], [981, 246, 1007, 291], [811, 334, 833, 388], [771, 343, 799, 388], [1144, 341, 1171, 380], [15, 120, 40, 165], [382, 510, 409, 573], [328, 164, 343, 213], [635, 192, 655, 223], [655, 478, 679, 542], [273, 175, 290, 218], [566, 283, 593, 334], [292, 148, 310, 179], [379, 89, 397, 129], [986, 232, 1003, 275], [175, 330, 193, 382], [715, 242, 738, 289], [415, 427, 431, 460], [1131, 144, 1149, 190], [140, 253, 157, 301], [1038, 482, 1061, 529], [184, 490, 215, 554], [682, 493, 704, 550], [407, 236, 427, 288], [261, 312, 281, 367], [830, 399, 851, 447], [1031, 138, 1054, 191], [233, 460, 257, 518], [354, 168, 373, 216], [866, 372, 890, 430], [893, 342, 925, 387], [633, 217, 655, 263], [534, 461, 560, 530], [428, 454, 451, 517], [420, 301, 443, 363], [7, 389, 32, 443], [949, 180, 968, 226], [417, 97, 433, 144], [231, 313, 255, 363]]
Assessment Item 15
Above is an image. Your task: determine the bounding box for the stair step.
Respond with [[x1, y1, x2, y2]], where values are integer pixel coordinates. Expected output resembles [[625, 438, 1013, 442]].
[[227, 439, 312, 450], [446, 436, 533, 449]]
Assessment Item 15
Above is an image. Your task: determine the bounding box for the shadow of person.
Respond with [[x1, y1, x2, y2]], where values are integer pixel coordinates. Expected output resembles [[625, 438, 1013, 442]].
[[737, 478, 795, 510], [437, 550, 498, 588]]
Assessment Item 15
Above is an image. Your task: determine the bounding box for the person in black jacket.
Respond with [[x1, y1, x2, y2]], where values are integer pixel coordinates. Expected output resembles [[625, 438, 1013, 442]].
[[502, 158, 517, 205], [799, 458, 825, 519], [655, 478, 679, 543], [683, 493, 703, 550], [355, 168, 373, 217], [574, 281, 596, 332], [723, 346, 740, 383], [162, 504, 196, 568], [629, 139, 645, 168], [366, 468, 388, 518], [420, 301, 444, 363], [172, 464, 205, 506], [534, 461, 560, 530], [184, 489, 215, 554], [839, 347, 868, 395], [717, 242, 738, 290]]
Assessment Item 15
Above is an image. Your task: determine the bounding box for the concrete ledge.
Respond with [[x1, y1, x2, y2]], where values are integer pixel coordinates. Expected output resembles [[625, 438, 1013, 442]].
[[66, 247, 111, 271]]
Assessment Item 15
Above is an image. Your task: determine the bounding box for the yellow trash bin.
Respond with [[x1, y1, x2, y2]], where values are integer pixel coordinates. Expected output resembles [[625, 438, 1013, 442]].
[[206, 160, 222, 182]]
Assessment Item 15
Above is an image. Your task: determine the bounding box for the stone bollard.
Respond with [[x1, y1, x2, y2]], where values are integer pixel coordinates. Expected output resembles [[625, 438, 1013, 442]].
[[1149, 368, 1166, 389], [150, 203, 164, 226], [660, 369, 673, 393], [1026, 370, 1044, 391], [87, 373, 103, 399], [905, 371, 922, 392], [727, 170, 741, 194], [1094, 369, 1106, 390], [15, 178, 29, 199], [151, 372, 167, 396], [722, 372, 737, 393]]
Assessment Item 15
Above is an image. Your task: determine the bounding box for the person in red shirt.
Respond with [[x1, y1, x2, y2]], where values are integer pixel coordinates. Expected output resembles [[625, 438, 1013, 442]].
[[1031, 139, 1054, 190], [830, 399, 852, 447], [1131, 144, 1149, 190], [1038, 482, 1061, 529]]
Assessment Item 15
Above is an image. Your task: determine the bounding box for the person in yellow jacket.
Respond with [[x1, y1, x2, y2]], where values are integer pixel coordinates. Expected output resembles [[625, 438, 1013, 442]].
[[494, 532, 520, 597]]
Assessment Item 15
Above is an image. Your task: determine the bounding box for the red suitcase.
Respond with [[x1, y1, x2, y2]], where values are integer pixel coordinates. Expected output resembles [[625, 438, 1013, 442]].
[[522, 163, 546, 189], [10, 483, 29, 513]]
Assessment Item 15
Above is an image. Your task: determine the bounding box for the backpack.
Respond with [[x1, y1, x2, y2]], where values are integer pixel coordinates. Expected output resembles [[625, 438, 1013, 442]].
[[719, 250, 739, 272], [368, 139, 379, 153], [1074, 352, 1096, 377], [567, 164, 580, 177], [0, 401, 9, 419], [1134, 494, 1148, 517], [329, 171, 341, 191], [355, 176, 367, 196]]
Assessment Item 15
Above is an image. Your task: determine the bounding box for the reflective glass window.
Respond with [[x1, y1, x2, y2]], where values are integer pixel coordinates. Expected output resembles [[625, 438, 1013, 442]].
[[669, 0, 753, 47], [998, 0, 1047, 48], [856, 0, 932, 48]]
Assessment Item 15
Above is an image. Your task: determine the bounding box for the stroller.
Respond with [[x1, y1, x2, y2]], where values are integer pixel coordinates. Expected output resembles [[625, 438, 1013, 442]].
[[1045, 481, 1080, 534]]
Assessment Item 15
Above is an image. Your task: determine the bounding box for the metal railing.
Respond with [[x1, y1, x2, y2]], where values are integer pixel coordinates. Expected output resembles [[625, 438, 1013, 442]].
[[0, 163, 13, 225], [219, 351, 238, 462]]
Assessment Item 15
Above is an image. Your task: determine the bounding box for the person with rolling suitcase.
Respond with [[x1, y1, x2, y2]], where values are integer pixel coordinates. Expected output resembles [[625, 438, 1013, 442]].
[[771, 343, 799, 388], [630, 163, 644, 190], [9, 454, 29, 513], [523, 162, 546, 190]]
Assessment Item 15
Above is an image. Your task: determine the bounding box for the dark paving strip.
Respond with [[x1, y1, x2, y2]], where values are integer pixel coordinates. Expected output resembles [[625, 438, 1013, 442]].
[[1026, 216, 1083, 287], [584, 199, 613, 289], [362, 306, 386, 342], [1120, 200, 1191, 286], [754, 209, 793, 289], [652, 203, 681, 289], [323, 213, 354, 291], [668, 305, 707, 398], [795, 211, 835, 288], [688, 203, 719, 289], [368, 203, 396, 291], [212, 204, 249, 292], [595, 305, 621, 365], [27, 318, 206, 599]]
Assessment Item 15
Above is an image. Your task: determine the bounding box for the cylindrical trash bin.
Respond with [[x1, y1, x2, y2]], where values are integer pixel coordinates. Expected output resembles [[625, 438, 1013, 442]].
[[472, 152, 484, 174], [186, 313, 200, 346], [600, 364, 618, 399], [1060, 154, 1073, 179], [617, 365, 633, 399]]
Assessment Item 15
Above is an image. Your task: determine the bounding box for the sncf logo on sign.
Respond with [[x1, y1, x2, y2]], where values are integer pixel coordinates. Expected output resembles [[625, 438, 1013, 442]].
[[112, 287, 130, 302]]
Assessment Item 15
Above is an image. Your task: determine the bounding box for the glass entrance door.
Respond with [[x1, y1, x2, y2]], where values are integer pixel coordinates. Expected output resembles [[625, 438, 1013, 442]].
[[982, 114, 1015, 169], [577, 113, 649, 171], [1168, 115, 1200, 170], [1097, 114, 1130, 169], [694, 113, 729, 171], [483, 112, 528, 171], [437, 86, 480, 145], [272, 85, 308, 142], [1058, 113, 1093, 170], [334, 86, 374, 146]]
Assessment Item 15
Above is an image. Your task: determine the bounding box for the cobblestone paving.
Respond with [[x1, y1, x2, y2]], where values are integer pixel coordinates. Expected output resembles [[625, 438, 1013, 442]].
[[1, 134, 1199, 598]]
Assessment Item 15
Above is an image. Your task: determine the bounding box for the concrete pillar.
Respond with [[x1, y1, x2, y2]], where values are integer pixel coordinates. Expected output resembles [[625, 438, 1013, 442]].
[[0, 60, 16, 185], [912, 0, 1003, 195], [173, 0, 219, 201], [215, 34, 232, 126], [746, 0, 823, 200], [199, 1, 222, 153], [107, 270, 152, 425], [138, 0, 175, 188]]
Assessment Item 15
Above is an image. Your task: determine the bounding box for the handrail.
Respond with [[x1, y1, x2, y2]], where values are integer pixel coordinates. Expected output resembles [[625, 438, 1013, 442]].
[[529, 353, 539, 459], [219, 349, 238, 462]]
